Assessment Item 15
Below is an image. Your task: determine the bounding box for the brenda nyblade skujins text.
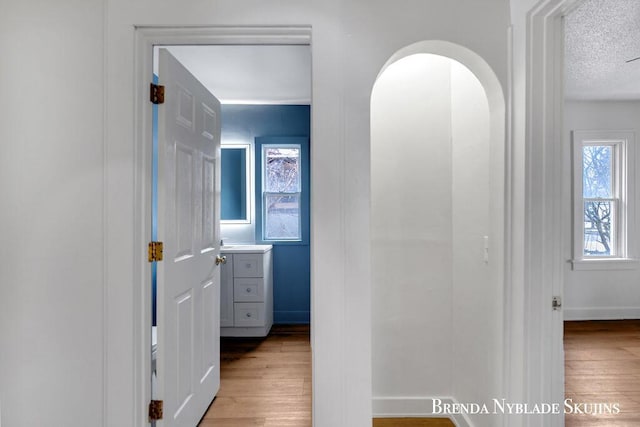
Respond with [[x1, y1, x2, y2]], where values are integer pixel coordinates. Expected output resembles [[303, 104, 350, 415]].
[[432, 398, 621, 415]]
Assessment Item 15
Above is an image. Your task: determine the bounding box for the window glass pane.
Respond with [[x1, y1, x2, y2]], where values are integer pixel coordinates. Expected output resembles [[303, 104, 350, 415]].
[[264, 194, 301, 240], [583, 200, 615, 256], [264, 147, 300, 193], [583, 145, 612, 198]]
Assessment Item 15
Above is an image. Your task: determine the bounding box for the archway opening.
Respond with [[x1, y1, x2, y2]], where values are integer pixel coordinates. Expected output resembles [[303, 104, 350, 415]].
[[371, 43, 506, 427]]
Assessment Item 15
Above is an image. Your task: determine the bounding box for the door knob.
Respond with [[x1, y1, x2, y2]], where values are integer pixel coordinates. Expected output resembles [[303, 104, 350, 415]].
[[215, 255, 227, 265]]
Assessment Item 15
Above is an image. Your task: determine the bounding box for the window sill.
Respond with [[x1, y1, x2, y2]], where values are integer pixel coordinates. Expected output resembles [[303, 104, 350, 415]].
[[571, 258, 639, 271]]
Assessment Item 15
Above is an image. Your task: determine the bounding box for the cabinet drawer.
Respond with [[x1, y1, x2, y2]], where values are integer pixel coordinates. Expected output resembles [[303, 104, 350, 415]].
[[233, 254, 264, 278], [234, 278, 264, 302], [234, 303, 265, 327]]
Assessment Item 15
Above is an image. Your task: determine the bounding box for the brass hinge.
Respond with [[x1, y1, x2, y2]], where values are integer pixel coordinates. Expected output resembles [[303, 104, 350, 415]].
[[148, 241, 164, 262], [150, 83, 165, 104], [149, 400, 163, 421]]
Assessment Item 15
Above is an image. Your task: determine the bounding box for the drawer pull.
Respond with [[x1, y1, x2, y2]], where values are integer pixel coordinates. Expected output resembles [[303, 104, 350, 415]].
[[246, 312, 252, 318], [246, 288, 252, 293]]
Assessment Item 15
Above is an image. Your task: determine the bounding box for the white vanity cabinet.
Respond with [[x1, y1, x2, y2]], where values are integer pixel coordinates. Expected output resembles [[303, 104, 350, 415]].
[[220, 245, 273, 337]]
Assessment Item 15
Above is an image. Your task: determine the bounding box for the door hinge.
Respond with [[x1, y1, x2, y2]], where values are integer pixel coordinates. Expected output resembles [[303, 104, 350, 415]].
[[150, 83, 165, 104], [149, 400, 163, 421], [552, 296, 562, 311], [148, 241, 164, 262]]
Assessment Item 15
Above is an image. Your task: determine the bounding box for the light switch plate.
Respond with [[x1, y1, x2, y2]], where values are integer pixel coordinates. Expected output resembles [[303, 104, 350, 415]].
[[483, 236, 489, 264]]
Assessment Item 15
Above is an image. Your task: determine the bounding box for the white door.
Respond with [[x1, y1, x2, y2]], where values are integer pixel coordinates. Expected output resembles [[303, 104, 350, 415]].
[[156, 48, 221, 427]]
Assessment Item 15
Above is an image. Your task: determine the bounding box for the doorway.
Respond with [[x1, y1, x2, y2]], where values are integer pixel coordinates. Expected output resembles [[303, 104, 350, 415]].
[[145, 32, 312, 427], [525, 0, 640, 425], [370, 41, 506, 427], [562, 0, 640, 424]]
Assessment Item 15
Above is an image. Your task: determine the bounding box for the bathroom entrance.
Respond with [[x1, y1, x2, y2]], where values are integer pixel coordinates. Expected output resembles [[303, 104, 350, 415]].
[[151, 40, 312, 426]]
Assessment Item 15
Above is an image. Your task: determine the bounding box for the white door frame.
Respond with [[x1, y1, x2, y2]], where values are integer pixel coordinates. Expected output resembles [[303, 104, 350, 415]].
[[132, 27, 312, 425], [522, 1, 582, 426]]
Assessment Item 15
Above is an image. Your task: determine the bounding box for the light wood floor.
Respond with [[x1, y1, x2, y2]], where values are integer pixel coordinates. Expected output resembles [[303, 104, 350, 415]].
[[372, 418, 454, 426], [198, 320, 640, 427], [198, 325, 311, 427], [565, 320, 640, 426]]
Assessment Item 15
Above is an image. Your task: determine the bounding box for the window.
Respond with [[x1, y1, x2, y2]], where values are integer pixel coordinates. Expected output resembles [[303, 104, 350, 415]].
[[261, 144, 302, 241], [582, 144, 618, 256], [572, 130, 635, 268]]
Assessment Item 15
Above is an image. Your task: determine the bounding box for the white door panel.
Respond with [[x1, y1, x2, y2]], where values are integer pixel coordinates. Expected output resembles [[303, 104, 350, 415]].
[[157, 48, 221, 427]]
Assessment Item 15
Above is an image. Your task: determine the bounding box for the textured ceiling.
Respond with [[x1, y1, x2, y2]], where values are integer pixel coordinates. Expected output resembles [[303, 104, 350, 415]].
[[156, 45, 311, 104], [565, 0, 640, 100]]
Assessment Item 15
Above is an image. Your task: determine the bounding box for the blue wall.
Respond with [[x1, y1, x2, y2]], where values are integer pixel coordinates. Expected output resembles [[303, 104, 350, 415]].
[[222, 105, 311, 324]]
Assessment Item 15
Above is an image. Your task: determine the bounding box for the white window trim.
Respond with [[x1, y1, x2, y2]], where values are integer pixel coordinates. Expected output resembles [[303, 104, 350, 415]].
[[261, 143, 303, 241], [571, 130, 637, 270]]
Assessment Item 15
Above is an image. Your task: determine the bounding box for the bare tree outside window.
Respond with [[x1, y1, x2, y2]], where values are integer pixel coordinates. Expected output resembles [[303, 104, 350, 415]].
[[573, 131, 632, 263], [263, 146, 301, 240], [582, 145, 615, 256]]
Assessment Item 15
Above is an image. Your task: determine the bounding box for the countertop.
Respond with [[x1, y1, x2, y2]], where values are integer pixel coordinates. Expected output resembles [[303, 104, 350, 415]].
[[220, 244, 273, 253]]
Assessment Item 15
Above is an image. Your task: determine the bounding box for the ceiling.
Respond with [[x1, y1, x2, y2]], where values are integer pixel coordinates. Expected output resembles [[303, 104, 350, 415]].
[[565, 0, 640, 100], [157, 45, 311, 105], [156, 4, 639, 103]]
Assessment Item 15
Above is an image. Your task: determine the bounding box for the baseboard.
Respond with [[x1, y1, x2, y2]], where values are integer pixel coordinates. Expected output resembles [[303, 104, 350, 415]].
[[372, 397, 472, 427], [273, 310, 310, 324], [564, 307, 640, 321]]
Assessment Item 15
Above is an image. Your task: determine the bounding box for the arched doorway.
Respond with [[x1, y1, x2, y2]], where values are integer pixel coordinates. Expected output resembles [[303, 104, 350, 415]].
[[370, 41, 506, 427]]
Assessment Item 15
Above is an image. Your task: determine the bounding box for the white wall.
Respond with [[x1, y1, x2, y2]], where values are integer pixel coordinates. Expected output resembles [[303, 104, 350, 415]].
[[372, 54, 455, 399], [371, 55, 503, 426], [0, 1, 510, 426], [451, 61, 503, 427], [563, 100, 640, 320], [0, 1, 105, 425]]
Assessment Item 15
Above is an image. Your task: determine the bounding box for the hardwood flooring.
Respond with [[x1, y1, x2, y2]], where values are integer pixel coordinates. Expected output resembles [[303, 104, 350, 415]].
[[372, 418, 454, 427], [199, 325, 311, 427], [199, 320, 640, 427], [564, 320, 640, 426]]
